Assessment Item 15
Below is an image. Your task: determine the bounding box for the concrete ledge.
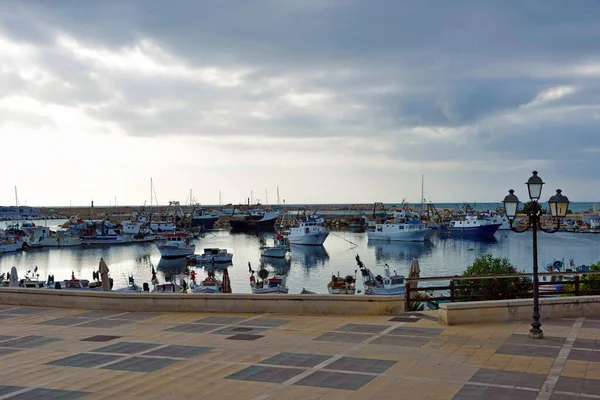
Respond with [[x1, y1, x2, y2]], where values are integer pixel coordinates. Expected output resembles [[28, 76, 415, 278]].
[[440, 295, 600, 325], [0, 288, 404, 315]]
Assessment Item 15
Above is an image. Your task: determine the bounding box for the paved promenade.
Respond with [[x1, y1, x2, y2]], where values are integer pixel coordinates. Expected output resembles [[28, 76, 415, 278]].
[[0, 305, 598, 399]]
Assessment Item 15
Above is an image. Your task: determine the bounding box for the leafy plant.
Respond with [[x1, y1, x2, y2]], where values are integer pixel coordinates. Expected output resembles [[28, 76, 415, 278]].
[[581, 261, 600, 294], [456, 254, 531, 301]]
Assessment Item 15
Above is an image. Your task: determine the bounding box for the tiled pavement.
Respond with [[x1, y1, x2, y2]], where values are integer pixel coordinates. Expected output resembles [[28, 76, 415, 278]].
[[0, 306, 599, 399]]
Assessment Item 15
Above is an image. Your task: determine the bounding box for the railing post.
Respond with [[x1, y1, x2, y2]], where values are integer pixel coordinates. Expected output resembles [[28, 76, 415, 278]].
[[404, 282, 411, 312], [450, 280, 455, 302], [574, 275, 580, 296]]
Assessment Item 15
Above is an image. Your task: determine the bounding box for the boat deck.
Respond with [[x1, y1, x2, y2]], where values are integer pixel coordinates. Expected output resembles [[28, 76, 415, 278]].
[[0, 306, 597, 399]]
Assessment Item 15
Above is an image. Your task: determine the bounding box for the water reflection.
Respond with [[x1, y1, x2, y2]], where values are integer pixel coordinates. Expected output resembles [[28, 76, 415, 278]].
[[157, 257, 188, 273], [367, 241, 434, 263], [260, 257, 291, 275], [290, 245, 329, 269]]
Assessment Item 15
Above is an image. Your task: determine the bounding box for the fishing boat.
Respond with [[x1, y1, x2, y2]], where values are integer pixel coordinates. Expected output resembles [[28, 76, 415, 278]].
[[327, 272, 356, 294], [81, 222, 134, 245], [0, 238, 22, 253], [230, 209, 281, 231], [191, 208, 220, 230], [189, 269, 229, 294], [186, 248, 233, 264], [348, 215, 369, 232], [287, 214, 329, 246], [259, 233, 290, 258], [481, 212, 522, 230], [367, 211, 433, 242], [156, 233, 195, 259], [438, 215, 501, 237], [249, 263, 288, 294], [356, 255, 406, 296]]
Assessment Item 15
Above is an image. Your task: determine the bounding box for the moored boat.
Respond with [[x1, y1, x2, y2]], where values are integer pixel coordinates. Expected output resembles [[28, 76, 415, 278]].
[[438, 215, 500, 237], [230, 209, 280, 231], [367, 210, 433, 242], [156, 233, 195, 259], [327, 272, 356, 295], [287, 214, 329, 246], [356, 255, 406, 296], [249, 264, 288, 294], [259, 233, 290, 258], [186, 248, 233, 265]]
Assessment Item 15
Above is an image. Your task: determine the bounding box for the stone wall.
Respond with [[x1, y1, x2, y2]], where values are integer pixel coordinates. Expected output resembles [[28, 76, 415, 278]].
[[0, 288, 404, 315], [439, 296, 600, 325]]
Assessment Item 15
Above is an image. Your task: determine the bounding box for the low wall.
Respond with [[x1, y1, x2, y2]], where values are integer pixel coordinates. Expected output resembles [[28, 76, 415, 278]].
[[0, 288, 404, 316], [439, 296, 600, 325]]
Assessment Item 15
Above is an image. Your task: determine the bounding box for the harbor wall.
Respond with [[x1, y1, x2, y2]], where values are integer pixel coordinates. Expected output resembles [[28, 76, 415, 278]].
[[439, 296, 600, 325], [0, 288, 404, 315]]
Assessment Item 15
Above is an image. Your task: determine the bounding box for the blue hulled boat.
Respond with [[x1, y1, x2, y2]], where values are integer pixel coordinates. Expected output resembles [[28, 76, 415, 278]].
[[438, 215, 501, 237]]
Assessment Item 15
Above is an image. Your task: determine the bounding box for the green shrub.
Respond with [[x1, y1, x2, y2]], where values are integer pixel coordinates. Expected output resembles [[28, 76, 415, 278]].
[[456, 254, 532, 301], [581, 261, 600, 294]]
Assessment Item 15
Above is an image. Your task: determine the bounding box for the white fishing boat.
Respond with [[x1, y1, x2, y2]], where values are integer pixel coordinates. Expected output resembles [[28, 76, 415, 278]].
[[156, 233, 195, 259], [327, 272, 356, 295], [438, 214, 500, 237], [482, 213, 522, 230], [81, 234, 133, 245], [356, 255, 406, 296], [189, 269, 226, 294], [367, 211, 433, 242], [0, 239, 22, 254], [260, 233, 290, 258], [287, 214, 329, 246], [186, 248, 233, 264], [249, 265, 288, 294]]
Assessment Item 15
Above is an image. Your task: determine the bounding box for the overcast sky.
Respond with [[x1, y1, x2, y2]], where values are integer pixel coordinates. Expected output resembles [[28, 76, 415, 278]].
[[1, 0, 599, 206]]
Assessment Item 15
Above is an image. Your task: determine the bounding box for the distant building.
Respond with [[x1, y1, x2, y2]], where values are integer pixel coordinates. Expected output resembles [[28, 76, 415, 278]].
[[0, 206, 42, 219]]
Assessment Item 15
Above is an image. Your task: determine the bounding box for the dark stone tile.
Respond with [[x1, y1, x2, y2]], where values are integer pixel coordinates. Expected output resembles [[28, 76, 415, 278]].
[[555, 376, 583, 394], [549, 394, 579, 400], [581, 377, 600, 395], [313, 332, 370, 344], [77, 319, 132, 329], [235, 318, 290, 328], [47, 353, 123, 368], [370, 335, 431, 347], [482, 386, 538, 399], [387, 327, 443, 337], [0, 348, 18, 357], [0, 385, 26, 396], [8, 388, 90, 399], [335, 324, 389, 334], [194, 316, 247, 325], [1, 307, 47, 315], [165, 324, 219, 334], [0, 335, 59, 348], [583, 320, 600, 329], [91, 342, 161, 355], [389, 316, 421, 323], [568, 349, 600, 362], [102, 356, 179, 372], [294, 370, 376, 390], [260, 353, 331, 368], [213, 326, 268, 335], [573, 338, 600, 350], [325, 357, 396, 374], [470, 368, 546, 389], [505, 334, 565, 347], [108, 312, 160, 321], [226, 365, 303, 383], [451, 384, 487, 399], [496, 343, 561, 358], [0, 335, 17, 343], [75, 311, 127, 319], [40, 317, 90, 326], [542, 319, 576, 327], [144, 345, 213, 358], [226, 334, 264, 341], [81, 335, 121, 343]]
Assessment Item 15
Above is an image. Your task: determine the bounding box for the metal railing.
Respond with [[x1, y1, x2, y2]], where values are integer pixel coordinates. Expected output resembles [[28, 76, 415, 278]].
[[404, 270, 600, 311]]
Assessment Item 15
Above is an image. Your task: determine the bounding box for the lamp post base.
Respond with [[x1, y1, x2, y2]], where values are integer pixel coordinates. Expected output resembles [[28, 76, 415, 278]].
[[529, 328, 544, 339]]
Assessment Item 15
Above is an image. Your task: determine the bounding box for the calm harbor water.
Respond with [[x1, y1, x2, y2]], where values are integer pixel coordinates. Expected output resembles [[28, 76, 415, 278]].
[[2, 219, 600, 294]]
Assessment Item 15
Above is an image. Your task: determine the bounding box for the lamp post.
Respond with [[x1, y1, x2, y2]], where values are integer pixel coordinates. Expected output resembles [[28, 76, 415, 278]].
[[503, 171, 570, 339]]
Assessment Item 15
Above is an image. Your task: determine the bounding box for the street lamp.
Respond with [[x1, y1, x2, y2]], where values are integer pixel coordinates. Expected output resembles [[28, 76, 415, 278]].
[[503, 171, 570, 339]]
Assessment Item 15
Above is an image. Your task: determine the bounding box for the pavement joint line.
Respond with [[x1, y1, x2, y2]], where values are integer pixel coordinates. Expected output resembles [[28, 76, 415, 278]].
[[250, 320, 409, 400], [552, 390, 600, 399], [0, 312, 270, 400], [572, 347, 600, 352], [536, 317, 585, 400]]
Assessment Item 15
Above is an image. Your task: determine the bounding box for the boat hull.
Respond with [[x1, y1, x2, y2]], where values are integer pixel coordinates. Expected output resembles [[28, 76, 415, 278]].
[[366, 287, 405, 296], [288, 232, 329, 246], [158, 246, 195, 259], [230, 216, 279, 231], [438, 224, 500, 237], [0, 243, 21, 253], [327, 287, 356, 295], [81, 235, 133, 245], [367, 229, 432, 242], [251, 287, 289, 294], [261, 247, 289, 258], [191, 216, 219, 230]]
